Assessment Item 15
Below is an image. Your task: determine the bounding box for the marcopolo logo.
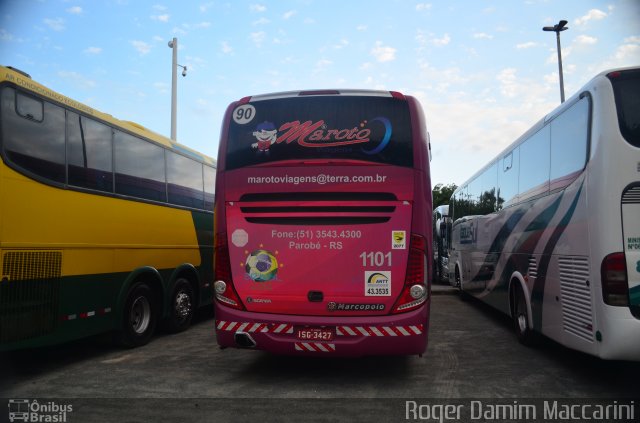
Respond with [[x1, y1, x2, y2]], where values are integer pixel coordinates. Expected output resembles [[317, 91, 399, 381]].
[[327, 302, 385, 311], [7, 399, 73, 422]]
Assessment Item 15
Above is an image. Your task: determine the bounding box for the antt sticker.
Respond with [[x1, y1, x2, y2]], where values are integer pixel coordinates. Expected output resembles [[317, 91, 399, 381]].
[[392, 231, 406, 249]]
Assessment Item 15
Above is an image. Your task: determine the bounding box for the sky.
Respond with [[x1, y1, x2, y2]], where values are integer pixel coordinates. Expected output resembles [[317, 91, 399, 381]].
[[1, 0, 639, 187]]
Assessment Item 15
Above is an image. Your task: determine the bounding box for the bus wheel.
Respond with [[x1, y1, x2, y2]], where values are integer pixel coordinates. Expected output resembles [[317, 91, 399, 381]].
[[512, 285, 537, 346], [455, 267, 469, 301], [164, 278, 195, 333], [116, 281, 157, 348]]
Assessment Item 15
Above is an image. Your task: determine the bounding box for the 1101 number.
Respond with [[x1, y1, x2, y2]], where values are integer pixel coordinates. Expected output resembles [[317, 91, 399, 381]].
[[359, 251, 392, 267]]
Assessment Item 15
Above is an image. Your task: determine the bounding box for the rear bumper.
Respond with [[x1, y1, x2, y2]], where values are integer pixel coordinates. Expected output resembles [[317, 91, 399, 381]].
[[214, 300, 429, 357]]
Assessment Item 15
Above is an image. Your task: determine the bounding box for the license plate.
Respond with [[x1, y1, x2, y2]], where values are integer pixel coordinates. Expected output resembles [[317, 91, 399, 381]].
[[296, 327, 335, 341]]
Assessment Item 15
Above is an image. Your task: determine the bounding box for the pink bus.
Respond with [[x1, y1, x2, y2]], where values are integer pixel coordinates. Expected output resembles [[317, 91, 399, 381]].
[[213, 90, 433, 356]]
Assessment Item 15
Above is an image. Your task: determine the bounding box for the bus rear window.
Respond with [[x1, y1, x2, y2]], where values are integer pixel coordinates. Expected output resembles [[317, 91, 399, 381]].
[[608, 69, 640, 148], [225, 96, 413, 169]]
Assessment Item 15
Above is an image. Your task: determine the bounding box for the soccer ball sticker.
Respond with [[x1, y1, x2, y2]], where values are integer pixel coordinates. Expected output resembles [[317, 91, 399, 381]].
[[244, 249, 279, 282]]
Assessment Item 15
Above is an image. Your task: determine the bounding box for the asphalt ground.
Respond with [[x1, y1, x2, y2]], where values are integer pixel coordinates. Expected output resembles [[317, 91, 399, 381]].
[[1, 285, 638, 422]]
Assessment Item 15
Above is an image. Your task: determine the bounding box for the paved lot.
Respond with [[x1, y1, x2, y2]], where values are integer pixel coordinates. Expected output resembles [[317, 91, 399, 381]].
[[1, 288, 638, 422]]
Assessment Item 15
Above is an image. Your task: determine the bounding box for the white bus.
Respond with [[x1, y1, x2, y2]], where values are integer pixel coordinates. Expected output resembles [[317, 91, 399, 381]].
[[432, 205, 450, 283], [447, 67, 640, 360]]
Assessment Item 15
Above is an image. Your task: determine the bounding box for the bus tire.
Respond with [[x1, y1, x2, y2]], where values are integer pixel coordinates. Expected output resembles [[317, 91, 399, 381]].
[[116, 281, 157, 348], [512, 284, 537, 346], [163, 278, 195, 333], [455, 267, 469, 301]]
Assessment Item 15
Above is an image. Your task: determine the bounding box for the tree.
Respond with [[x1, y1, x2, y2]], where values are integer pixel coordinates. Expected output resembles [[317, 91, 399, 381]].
[[432, 183, 457, 210]]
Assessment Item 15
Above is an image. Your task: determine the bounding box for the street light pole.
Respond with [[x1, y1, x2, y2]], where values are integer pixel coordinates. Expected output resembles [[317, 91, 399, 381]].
[[168, 38, 187, 141], [169, 37, 177, 141], [543, 20, 568, 103]]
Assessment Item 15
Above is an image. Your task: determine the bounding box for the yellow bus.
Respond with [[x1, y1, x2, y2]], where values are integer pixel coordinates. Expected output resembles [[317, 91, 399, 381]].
[[0, 65, 215, 350]]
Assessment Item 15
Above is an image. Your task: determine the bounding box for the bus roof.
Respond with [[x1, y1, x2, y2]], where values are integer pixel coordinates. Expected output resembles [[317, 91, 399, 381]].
[[0, 65, 216, 166], [244, 89, 403, 102]]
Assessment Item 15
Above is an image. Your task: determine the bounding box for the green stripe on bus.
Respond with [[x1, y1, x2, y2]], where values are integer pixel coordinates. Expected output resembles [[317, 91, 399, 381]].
[[630, 285, 640, 306]]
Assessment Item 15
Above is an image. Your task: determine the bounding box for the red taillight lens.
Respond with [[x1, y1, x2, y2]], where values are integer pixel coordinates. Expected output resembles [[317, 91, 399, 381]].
[[405, 234, 426, 285], [214, 234, 231, 282], [393, 234, 428, 314], [601, 252, 629, 306], [214, 233, 245, 310]]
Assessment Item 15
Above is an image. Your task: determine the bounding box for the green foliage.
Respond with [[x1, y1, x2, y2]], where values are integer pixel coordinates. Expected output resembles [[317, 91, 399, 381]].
[[432, 183, 457, 210]]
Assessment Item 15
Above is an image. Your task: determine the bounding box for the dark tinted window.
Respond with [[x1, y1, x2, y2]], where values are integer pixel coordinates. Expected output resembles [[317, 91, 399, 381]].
[[114, 131, 166, 201], [1, 87, 65, 182], [454, 186, 469, 219], [550, 96, 589, 186], [226, 96, 414, 169], [608, 69, 640, 148], [17, 91, 43, 122], [497, 148, 519, 209], [478, 162, 497, 214], [519, 126, 550, 198], [67, 113, 113, 192], [167, 152, 204, 208], [204, 165, 215, 210], [467, 177, 481, 215]]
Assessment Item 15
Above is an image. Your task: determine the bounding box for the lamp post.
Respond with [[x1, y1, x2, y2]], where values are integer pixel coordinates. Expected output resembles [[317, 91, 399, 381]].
[[543, 20, 568, 103], [168, 37, 187, 141]]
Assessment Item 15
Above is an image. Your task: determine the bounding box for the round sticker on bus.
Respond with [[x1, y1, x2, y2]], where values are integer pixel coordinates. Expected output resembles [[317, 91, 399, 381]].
[[233, 104, 256, 125]]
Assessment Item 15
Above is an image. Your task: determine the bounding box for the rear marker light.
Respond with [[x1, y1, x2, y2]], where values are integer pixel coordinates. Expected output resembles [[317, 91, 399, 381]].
[[299, 89, 340, 96], [396, 296, 427, 312], [601, 252, 629, 307], [216, 294, 238, 307]]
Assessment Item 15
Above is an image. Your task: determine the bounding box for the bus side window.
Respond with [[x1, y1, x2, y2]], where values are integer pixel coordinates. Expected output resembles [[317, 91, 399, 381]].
[[519, 126, 550, 200], [204, 165, 216, 211], [167, 151, 205, 209], [16, 91, 44, 122], [550, 97, 590, 190], [498, 149, 519, 209], [1, 87, 65, 183], [67, 113, 114, 192], [114, 130, 166, 202]]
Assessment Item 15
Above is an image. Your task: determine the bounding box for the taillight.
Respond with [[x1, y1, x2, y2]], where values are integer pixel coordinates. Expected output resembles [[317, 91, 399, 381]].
[[214, 233, 245, 310], [392, 234, 429, 313], [601, 252, 629, 306]]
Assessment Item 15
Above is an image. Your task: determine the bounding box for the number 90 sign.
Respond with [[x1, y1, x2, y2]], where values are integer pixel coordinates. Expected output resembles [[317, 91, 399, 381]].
[[233, 104, 256, 124]]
